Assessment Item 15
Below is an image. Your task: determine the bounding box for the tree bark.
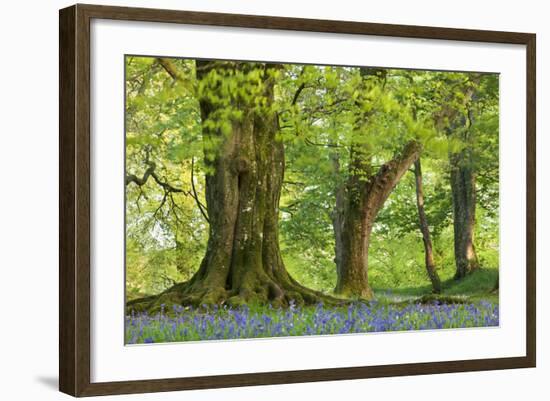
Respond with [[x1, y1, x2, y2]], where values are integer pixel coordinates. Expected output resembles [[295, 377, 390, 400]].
[[128, 61, 335, 312], [334, 141, 421, 299], [448, 98, 480, 279], [450, 147, 480, 279], [413, 159, 442, 293], [435, 81, 481, 280], [330, 149, 345, 281]]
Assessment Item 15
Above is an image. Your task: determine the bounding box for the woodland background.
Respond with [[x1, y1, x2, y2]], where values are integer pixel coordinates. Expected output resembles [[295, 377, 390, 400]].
[[125, 57, 499, 310]]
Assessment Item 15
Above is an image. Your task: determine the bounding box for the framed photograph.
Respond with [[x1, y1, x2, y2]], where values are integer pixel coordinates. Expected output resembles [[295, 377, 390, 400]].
[[59, 3, 536, 397]]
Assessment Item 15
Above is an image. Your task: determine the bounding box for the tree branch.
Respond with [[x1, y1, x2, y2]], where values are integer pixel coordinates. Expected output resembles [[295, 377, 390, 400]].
[[374, 141, 421, 190], [191, 157, 210, 223], [156, 57, 196, 96], [366, 140, 421, 213], [126, 162, 192, 197], [304, 138, 343, 148], [125, 164, 155, 186], [156, 57, 186, 82], [291, 82, 306, 106]]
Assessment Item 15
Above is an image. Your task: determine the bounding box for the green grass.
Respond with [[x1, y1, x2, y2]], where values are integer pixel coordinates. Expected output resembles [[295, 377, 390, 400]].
[[284, 245, 499, 305], [444, 268, 498, 295], [373, 267, 499, 304], [126, 258, 499, 344]]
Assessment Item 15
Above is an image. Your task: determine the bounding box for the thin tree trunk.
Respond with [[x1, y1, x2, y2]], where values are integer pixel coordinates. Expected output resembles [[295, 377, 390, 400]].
[[330, 148, 345, 281], [413, 159, 441, 293], [335, 141, 421, 299]]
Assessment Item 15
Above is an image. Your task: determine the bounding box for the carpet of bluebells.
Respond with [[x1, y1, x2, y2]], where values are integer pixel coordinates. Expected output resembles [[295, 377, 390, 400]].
[[126, 300, 498, 344]]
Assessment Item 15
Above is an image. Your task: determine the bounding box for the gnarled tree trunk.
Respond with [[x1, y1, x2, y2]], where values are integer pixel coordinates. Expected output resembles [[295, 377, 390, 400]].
[[334, 141, 421, 299], [413, 159, 441, 293], [129, 61, 332, 312]]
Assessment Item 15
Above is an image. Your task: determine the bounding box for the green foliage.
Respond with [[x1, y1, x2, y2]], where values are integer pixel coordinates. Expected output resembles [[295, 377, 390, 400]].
[[283, 248, 337, 293], [125, 56, 499, 305], [125, 56, 208, 297]]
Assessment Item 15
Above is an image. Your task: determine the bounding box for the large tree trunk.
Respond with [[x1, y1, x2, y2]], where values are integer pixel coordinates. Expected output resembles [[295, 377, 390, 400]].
[[447, 96, 480, 279], [129, 61, 332, 312], [436, 82, 481, 280], [450, 147, 479, 279], [413, 159, 441, 293], [334, 141, 421, 299]]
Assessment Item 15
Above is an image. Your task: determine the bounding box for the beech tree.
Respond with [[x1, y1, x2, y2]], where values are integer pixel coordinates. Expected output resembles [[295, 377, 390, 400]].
[[334, 140, 420, 298], [330, 70, 430, 299], [280, 67, 453, 299], [129, 59, 333, 310], [448, 86, 480, 279], [434, 74, 497, 279]]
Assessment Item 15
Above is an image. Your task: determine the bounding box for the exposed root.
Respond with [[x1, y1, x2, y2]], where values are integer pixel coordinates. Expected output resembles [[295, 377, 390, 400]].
[[126, 274, 347, 315]]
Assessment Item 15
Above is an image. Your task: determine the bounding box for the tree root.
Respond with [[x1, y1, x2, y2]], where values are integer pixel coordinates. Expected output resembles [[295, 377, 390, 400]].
[[126, 275, 347, 315]]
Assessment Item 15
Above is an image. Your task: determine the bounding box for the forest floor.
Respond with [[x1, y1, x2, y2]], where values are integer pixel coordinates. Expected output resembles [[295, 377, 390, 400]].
[[373, 267, 499, 305], [125, 268, 499, 344]]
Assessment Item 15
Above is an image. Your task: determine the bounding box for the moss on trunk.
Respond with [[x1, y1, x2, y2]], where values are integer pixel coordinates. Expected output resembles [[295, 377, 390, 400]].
[[128, 61, 341, 314], [335, 141, 421, 300]]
